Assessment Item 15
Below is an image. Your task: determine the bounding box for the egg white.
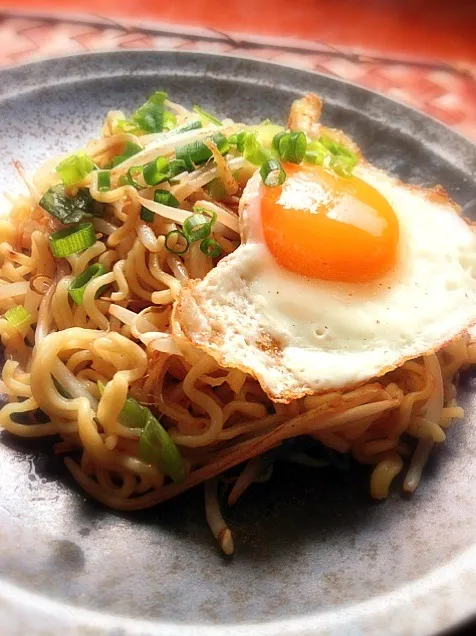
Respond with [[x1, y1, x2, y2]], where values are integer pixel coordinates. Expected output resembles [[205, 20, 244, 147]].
[[173, 164, 476, 402]]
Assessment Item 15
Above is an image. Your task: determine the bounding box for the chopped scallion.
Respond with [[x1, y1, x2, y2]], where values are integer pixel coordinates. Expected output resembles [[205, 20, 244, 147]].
[[49, 222, 96, 258], [40, 185, 102, 224], [139, 412, 186, 483], [304, 136, 358, 177], [97, 170, 111, 192], [183, 206, 217, 243], [274, 131, 307, 163], [154, 190, 180, 207], [169, 120, 203, 135], [200, 237, 221, 258], [4, 305, 31, 331], [243, 132, 268, 165], [130, 91, 176, 134], [175, 133, 229, 172], [165, 230, 189, 255], [68, 263, 108, 305], [260, 158, 286, 187], [127, 166, 144, 189], [183, 214, 212, 242], [98, 381, 149, 428], [141, 190, 180, 222], [143, 156, 170, 186], [168, 158, 188, 179], [56, 152, 95, 186], [111, 141, 143, 167]]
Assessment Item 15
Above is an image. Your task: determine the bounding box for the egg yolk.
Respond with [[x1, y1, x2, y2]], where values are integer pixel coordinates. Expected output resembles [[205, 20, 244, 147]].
[[260, 163, 399, 282]]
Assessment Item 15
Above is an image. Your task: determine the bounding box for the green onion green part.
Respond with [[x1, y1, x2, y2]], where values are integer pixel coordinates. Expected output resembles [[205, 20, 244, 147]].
[[165, 230, 189, 255], [260, 158, 286, 187], [68, 263, 108, 305], [4, 305, 31, 331], [243, 132, 269, 165], [143, 156, 170, 186], [139, 412, 186, 483], [127, 166, 144, 188], [111, 141, 143, 167], [140, 208, 155, 223], [200, 237, 222, 258], [49, 222, 96, 258], [40, 185, 102, 225], [274, 131, 307, 163], [56, 152, 95, 186], [168, 158, 188, 179], [205, 178, 227, 201], [154, 190, 180, 208], [183, 213, 213, 243], [130, 91, 176, 134], [175, 133, 229, 172], [98, 381, 149, 429], [141, 190, 180, 222], [97, 170, 111, 192], [304, 136, 358, 177], [193, 105, 222, 126], [169, 120, 203, 135]]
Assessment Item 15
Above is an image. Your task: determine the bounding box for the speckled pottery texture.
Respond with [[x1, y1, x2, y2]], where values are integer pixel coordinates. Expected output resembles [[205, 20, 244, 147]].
[[0, 51, 475, 636]]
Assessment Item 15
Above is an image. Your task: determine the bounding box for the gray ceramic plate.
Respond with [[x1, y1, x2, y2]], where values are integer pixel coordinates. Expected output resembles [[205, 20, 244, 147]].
[[0, 50, 475, 636]]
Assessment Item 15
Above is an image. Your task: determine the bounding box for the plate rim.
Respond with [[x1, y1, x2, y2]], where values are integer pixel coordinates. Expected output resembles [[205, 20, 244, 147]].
[[1, 48, 475, 154], [0, 49, 475, 636]]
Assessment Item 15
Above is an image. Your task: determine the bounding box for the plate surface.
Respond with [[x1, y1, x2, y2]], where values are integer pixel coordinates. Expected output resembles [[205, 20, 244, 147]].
[[0, 50, 476, 636]]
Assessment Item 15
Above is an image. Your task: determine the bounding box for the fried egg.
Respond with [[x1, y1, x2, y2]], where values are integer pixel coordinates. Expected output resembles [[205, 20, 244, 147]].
[[173, 160, 476, 402]]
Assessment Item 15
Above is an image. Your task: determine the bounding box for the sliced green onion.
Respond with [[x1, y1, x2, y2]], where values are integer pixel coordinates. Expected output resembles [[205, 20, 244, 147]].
[[53, 376, 71, 399], [304, 141, 330, 167], [205, 178, 227, 201], [183, 214, 212, 242], [127, 166, 144, 188], [140, 208, 154, 223], [165, 230, 189, 255], [131, 91, 176, 134], [56, 152, 95, 186], [169, 120, 203, 135], [98, 381, 149, 428], [331, 154, 358, 178], [274, 131, 307, 163], [97, 170, 111, 192], [68, 263, 108, 305], [183, 206, 217, 243], [200, 237, 221, 258], [154, 190, 180, 207], [272, 131, 288, 154], [260, 158, 286, 187], [141, 190, 180, 222], [143, 156, 170, 186], [168, 158, 188, 179], [193, 105, 222, 126], [243, 132, 269, 165], [49, 222, 96, 258], [175, 133, 229, 172], [40, 185, 102, 224], [111, 141, 143, 167], [235, 130, 248, 153], [5, 305, 31, 331], [318, 135, 343, 155], [139, 412, 186, 483], [305, 136, 358, 177]]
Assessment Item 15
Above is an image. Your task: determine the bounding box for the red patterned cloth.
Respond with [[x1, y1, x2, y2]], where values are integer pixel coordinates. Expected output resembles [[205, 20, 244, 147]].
[[1, 13, 475, 139]]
